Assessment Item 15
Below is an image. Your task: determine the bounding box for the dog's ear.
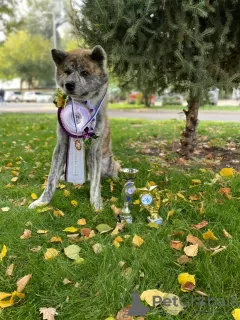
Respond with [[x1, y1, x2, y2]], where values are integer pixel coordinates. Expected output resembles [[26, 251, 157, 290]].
[[51, 49, 67, 65], [90, 45, 107, 66]]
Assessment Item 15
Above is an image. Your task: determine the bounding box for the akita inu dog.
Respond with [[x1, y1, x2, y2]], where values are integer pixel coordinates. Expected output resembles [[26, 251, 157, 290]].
[[29, 46, 120, 211]]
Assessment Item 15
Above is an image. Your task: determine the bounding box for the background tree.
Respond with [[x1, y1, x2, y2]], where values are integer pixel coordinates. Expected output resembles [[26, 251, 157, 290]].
[[0, 31, 55, 87], [75, 0, 240, 157], [0, 0, 23, 36]]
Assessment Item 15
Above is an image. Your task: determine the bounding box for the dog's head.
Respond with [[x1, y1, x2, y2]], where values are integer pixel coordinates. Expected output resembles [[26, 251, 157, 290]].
[[51, 46, 108, 100]]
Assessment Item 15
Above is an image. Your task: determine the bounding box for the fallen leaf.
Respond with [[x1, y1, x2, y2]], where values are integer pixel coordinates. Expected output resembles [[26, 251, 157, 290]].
[[71, 200, 78, 207], [223, 228, 232, 239], [140, 289, 165, 306], [53, 209, 64, 217], [59, 184, 66, 189], [191, 220, 208, 230], [30, 246, 41, 252], [186, 234, 203, 247], [219, 187, 232, 199], [192, 179, 201, 184], [189, 195, 199, 201], [39, 307, 58, 320], [132, 235, 144, 247], [31, 193, 38, 200], [167, 209, 175, 220], [48, 236, 63, 243], [0, 245, 7, 261], [209, 245, 227, 255], [113, 236, 124, 248], [162, 293, 184, 315], [203, 229, 218, 240], [111, 222, 125, 236], [96, 224, 113, 234], [184, 244, 199, 257], [133, 199, 140, 205], [63, 190, 70, 197], [11, 177, 18, 182], [111, 204, 122, 216], [63, 226, 78, 233], [147, 222, 159, 229], [178, 273, 196, 292], [77, 218, 86, 226], [37, 207, 52, 213], [20, 229, 32, 240], [182, 281, 195, 292], [177, 255, 192, 265], [6, 264, 14, 276], [37, 230, 48, 234], [1, 207, 10, 212], [219, 167, 234, 177], [177, 192, 186, 200], [110, 197, 117, 202], [116, 305, 133, 320], [64, 245, 81, 260], [44, 248, 59, 260], [62, 278, 72, 285], [170, 240, 183, 251], [118, 261, 125, 268], [17, 274, 32, 292], [194, 290, 208, 297], [170, 230, 185, 237], [80, 228, 91, 237], [92, 243, 103, 254]]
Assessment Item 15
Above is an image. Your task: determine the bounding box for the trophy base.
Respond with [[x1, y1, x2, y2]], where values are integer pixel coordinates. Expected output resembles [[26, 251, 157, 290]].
[[147, 216, 163, 225], [119, 214, 133, 224]]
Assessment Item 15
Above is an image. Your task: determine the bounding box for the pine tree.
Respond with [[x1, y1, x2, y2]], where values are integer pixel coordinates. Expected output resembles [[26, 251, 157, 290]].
[[75, 0, 240, 157]]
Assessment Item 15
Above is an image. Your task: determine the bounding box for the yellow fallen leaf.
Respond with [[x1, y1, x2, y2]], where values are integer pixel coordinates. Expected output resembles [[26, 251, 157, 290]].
[[44, 248, 59, 260], [53, 209, 64, 217], [162, 293, 184, 315], [0, 245, 7, 261], [140, 289, 165, 306], [220, 168, 234, 177], [177, 192, 186, 200], [167, 209, 175, 220], [17, 274, 32, 292], [37, 207, 52, 213], [232, 308, 240, 320], [63, 226, 78, 233], [31, 193, 38, 200], [39, 307, 58, 320], [178, 273, 196, 292], [48, 236, 63, 243], [77, 218, 86, 226], [1, 207, 10, 212], [133, 199, 140, 205], [0, 292, 12, 300], [30, 246, 41, 252], [113, 236, 124, 248], [20, 229, 32, 240], [11, 170, 19, 176], [37, 230, 48, 234], [132, 234, 144, 247], [59, 184, 66, 189], [63, 189, 70, 197], [11, 177, 18, 182], [71, 200, 78, 207], [191, 179, 201, 184], [203, 229, 218, 240]]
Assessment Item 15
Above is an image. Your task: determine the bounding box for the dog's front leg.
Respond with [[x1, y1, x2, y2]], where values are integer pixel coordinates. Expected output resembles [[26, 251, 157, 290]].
[[29, 125, 68, 209], [88, 139, 103, 211]]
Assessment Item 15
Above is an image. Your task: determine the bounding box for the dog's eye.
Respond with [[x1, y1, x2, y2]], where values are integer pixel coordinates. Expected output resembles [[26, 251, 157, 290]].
[[64, 69, 72, 75], [80, 70, 89, 77]]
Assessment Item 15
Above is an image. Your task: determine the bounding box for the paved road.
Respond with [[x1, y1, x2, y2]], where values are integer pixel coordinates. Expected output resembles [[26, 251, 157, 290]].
[[0, 102, 240, 122]]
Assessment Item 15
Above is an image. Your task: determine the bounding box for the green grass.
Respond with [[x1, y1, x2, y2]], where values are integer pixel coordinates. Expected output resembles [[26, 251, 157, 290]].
[[1, 115, 240, 320], [109, 102, 240, 111]]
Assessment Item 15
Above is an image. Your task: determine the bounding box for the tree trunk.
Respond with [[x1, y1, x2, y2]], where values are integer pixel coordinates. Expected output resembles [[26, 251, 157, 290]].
[[180, 94, 200, 158], [143, 91, 151, 107]]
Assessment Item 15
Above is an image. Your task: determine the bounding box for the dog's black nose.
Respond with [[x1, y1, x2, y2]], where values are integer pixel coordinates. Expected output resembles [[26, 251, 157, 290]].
[[65, 82, 75, 91]]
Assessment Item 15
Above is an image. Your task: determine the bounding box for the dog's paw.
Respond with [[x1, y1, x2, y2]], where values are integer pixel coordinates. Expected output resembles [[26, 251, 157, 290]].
[[91, 198, 103, 212], [28, 199, 48, 209]]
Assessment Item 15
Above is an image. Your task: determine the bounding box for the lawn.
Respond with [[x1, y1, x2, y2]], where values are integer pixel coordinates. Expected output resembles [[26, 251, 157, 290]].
[[109, 103, 240, 112], [0, 114, 240, 320]]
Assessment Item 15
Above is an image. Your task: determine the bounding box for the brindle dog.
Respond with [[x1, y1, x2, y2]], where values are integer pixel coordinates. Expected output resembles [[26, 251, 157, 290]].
[[29, 46, 119, 210]]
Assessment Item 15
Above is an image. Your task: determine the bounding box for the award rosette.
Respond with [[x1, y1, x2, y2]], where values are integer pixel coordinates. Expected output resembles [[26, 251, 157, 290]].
[[58, 99, 96, 184]]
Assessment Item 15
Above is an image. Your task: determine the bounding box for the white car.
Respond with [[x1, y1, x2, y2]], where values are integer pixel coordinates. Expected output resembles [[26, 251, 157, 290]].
[[23, 91, 53, 103], [5, 91, 23, 102]]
